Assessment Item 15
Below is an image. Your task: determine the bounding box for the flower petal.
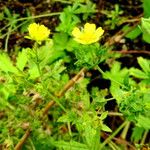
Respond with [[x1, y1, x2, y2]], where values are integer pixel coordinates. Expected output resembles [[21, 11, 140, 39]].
[[95, 27, 104, 37], [72, 23, 104, 45], [27, 23, 50, 43], [72, 27, 81, 38], [84, 23, 96, 33]]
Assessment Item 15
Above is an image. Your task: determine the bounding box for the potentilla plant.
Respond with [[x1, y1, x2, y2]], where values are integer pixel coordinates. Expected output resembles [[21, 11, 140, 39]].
[[0, 13, 150, 149], [71, 23, 107, 68], [0, 22, 69, 149]]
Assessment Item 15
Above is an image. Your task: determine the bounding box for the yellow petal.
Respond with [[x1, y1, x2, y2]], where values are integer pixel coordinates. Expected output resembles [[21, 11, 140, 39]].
[[72, 23, 104, 45], [84, 23, 96, 33], [95, 27, 104, 37], [27, 23, 50, 43], [72, 27, 81, 38], [28, 23, 38, 38]]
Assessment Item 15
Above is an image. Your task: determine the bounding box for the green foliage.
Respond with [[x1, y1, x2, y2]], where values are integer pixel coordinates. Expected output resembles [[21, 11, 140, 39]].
[[54, 140, 88, 150], [56, 1, 96, 33], [143, 0, 150, 17], [131, 126, 145, 142], [141, 17, 150, 43], [137, 115, 150, 129], [123, 25, 142, 40], [3, 7, 20, 27], [16, 48, 28, 71], [0, 1, 150, 149], [130, 57, 150, 81], [0, 53, 18, 73], [103, 4, 123, 29], [73, 43, 107, 68]]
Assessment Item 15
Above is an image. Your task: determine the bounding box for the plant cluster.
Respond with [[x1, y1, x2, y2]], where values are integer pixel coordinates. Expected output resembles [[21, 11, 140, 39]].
[[0, 0, 150, 150]]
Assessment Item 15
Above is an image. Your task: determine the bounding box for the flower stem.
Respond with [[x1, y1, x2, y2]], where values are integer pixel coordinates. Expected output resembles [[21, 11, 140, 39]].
[[33, 43, 42, 77]]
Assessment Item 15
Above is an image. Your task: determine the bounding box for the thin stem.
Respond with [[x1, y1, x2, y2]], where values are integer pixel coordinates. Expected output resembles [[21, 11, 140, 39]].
[[100, 121, 128, 149], [1, 20, 28, 39], [34, 44, 42, 77], [105, 97, 115, 102], [48, 92, 67, 112], [96, 65, 127, 89], [67, 122, 72, 137], [108, 112, 123, 116], [53, 0, 72, 4], [28, 138, 36, 150], [0, 12, 61, 38], [4, 24, 12, 52], [16, 12, 61, 21], [120, 121, 130, 139], [108, 141, 121, 150], [57, 68, 86, 97], [140, 130, 148, 145]]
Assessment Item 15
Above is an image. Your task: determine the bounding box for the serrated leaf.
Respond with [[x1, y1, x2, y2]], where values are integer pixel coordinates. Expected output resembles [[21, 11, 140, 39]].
[[137, 57, 150, 74], [16, 48, 28, 71], [141, 18, 150, 43], [104, 61, 128, 83], [28, 62, 40, 79], [0, 53, 18, 73], [130, 68, 149, 79], [57, 111, 77, 123]]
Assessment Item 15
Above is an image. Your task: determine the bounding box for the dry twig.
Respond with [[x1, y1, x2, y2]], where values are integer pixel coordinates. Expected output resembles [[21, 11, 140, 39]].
[[14, 129, 31, 150]]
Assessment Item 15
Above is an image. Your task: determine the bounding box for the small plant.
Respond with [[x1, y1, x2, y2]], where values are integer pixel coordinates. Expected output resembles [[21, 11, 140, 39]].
[[103, 4, 123, 29], [0, 1, 150, 150]]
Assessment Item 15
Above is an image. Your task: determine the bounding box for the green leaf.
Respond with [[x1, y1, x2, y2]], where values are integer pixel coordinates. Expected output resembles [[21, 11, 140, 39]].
[[101, 124, 112, 132], [0, 12, 4, 21], [131, 127, 145, 142], [54, 140, 88, 150], [143, 0, 150, 17], [57, 111, 77, 123], [100, 111, 108, 120], [124, 25, 141, 40], [137, 57, 150, 74], [56, 5, 80, 33], [0, 53, 18, 73], [28, 62, 40, 79], [16, 48, 28, 71], [53, 32, 69, 51], [137, 115, 150, 129], [104, 61, 129, 83], [141, 18, 150, 43], [130, 68, 149, 79], [74, 1, 96, 20]]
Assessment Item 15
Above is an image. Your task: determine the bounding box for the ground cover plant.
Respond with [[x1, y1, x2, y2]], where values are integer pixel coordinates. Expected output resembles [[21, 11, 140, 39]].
[[0, 0, 150, 150]]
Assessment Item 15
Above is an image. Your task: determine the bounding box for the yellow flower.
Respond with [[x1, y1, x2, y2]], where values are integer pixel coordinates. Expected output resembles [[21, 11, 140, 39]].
[[72, 23, 104, 45], [27, 23, 50, 44]]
